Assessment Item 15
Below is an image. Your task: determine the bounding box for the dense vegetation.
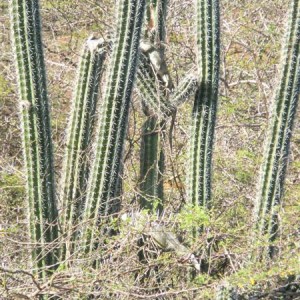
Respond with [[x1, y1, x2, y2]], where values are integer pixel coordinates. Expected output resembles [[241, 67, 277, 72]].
[[0, 0, 299, 299]]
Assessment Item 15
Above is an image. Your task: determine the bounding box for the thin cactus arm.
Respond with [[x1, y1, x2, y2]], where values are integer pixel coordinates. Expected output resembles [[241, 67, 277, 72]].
[[137, 57, 198, 117], [137, 57, 198, 119], [59, 37, 106, 259], [255, 0, 300, 251], [80, 0, 146, 255], [136, 52, 174, 117], [144, 0, 168, 44], [187, 0, 220, 208], [9, 0, 58, 275], [153, 0, 168, 44], [170, 74, 198, 108], [137, 0, 173, 117]]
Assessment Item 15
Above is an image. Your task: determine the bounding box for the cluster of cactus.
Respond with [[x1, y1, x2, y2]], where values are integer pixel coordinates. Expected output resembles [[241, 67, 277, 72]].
[[9, 0, 299, 288], [10, 0, 147, 274]]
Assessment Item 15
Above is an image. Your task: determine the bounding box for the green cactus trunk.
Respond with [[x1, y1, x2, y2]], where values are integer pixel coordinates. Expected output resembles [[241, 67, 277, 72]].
[[9, 0, 58, 275], [255, 0, 300, 257], [59, 37, 106, 260], [187, 0, 220, 208], [80, 0, 146, 255], [139, 117, 165, 213]]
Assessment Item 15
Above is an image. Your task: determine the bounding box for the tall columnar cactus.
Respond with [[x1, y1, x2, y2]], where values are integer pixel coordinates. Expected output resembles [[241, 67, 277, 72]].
[[9, 0, 58, 275], [80, 0, 146, 255], [187, 0, 220, 208], [255, 0, 300, 257], [60, 37, 106, 259]]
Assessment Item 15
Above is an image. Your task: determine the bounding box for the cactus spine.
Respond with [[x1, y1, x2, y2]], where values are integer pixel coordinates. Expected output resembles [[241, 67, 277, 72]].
[[80, 0, 146, 254], [255, 0, 300, 256], [60, 37, 106, 259], [9, 0, 58, 274], [187, 0, 220, 208]]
